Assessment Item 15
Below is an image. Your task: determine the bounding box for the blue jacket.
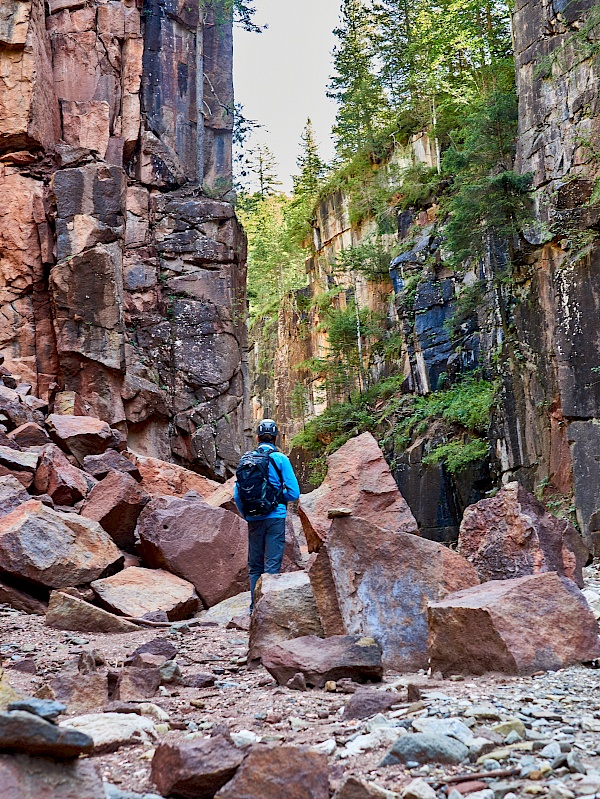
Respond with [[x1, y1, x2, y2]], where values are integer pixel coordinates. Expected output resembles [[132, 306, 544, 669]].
[[234, 443, 300, 520]]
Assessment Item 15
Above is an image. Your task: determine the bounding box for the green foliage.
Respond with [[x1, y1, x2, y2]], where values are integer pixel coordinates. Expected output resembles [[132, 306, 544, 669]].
[[292, 375, 497, 483], [336, 238, 391, 279], [237, 193, 307, 321], [422, 438, 489, 473], [441, 86, 533, 265]]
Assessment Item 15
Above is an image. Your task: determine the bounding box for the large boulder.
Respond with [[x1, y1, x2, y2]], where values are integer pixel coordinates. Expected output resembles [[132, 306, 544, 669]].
[[46, 591, 139, 634], [261, 634, 383, 688], [8, 422, 50, 448], [427, 572, 600, 676], [214, 745, 329, 799], [248, 572, 324, 665], [458, 481, 589, 588], [0, 753, 104, 799], [151, 735, 245, 799], [308, 516, 479, 671], [80, 471, 150, 552], [91, 567, 199, 621], [128, 453, 219, 498], [0, 578, 47, 615], [0, 501, 122, 588], [46, 414, 114, 464], [34, 444, 93, 506], [298, 432, 418, 552], [135, 494, 248, 608]]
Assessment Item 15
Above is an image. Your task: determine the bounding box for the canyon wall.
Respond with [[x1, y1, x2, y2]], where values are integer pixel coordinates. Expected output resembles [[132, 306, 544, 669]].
[[0, 0, 249, 480], [252, 2, 600, 551]]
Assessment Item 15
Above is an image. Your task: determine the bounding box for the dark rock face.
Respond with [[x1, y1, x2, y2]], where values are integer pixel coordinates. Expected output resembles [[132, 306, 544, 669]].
[[0, 0, 247, 481]]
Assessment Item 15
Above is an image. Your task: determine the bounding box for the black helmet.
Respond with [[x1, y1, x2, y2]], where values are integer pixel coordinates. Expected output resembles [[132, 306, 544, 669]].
[[257, 419, 278, 439]]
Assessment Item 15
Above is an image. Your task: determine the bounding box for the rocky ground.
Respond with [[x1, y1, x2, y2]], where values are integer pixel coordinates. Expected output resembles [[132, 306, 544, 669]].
[[2, 563, 599, 799]]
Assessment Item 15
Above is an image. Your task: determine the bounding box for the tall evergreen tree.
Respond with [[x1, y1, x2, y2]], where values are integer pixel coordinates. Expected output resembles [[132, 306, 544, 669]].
[[293, 118, 327, 197], [328, 0, 390, 158], [248, 144, 282, 197]]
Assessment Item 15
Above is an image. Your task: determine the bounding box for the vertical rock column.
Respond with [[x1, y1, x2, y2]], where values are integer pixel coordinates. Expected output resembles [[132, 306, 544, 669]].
[[510, 0, 600, 551], [0, 0, 249, 481]]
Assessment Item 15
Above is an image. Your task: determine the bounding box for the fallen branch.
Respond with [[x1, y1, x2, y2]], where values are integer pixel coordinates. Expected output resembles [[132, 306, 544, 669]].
[[439, 767, 520, 785]]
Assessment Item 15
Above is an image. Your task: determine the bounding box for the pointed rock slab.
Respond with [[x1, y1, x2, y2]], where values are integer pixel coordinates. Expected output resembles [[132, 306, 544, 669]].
[[308, 516, 479, 671], [248, 572, 324, 665], [0, 710, 93, 758], [261, 634, 383, 689], [458, 481, 589, 588], [34, 444, 93, 506], [91, 567, 198, 621], [46, 591, 138, 634], [214, 744, 329, 799], [81, 471, 150, 553], [427, 572, 600, 676], [0, 475, 29, 518], [83, 451, 142, 482], [0, 501, 122, 588], [46, 415, 113, 464], [0, 753, 105, 799], [59, 712, 157, 754], [151, 735, 245, 799], [135, 495, 248, 608], [129, 453, 219, 498], [298, 432, 418, 552]]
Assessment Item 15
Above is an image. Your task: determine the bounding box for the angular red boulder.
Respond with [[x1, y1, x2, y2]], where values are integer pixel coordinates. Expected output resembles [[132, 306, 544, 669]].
[[81, 471, 150, 552], [261, 634, 383, 688], [458, 481, 589, 588], [427, 572, 600, 676], [46, 414, 113, 464], [0, 501, 122, 589], [83, 451, 142, 482], [8, 422, 50, 448], [135, 494, 248, 608], [308, 516, 479, 671], [214, 744, 329, 799], [91, 567, 199, 621], [298, 432, 418, 552], [129, 453, 219, 498], [151, 735, 245, 799], [34, 444, 93, 506]]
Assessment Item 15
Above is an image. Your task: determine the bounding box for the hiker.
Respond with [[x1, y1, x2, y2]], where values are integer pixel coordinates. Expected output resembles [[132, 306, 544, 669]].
[[234, 419, 300, 611]]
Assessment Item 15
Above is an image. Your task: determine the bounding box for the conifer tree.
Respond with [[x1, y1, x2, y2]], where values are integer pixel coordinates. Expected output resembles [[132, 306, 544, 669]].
[[293, 118, 327, 197], [328, 0, 389, 158], [248, 144, 282, 197]]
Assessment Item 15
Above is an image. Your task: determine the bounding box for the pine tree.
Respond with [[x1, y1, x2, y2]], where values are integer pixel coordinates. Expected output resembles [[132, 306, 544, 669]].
[[293, 118, 327, 197], [248, 144, 282, 197], [328, 0, 390, 159]]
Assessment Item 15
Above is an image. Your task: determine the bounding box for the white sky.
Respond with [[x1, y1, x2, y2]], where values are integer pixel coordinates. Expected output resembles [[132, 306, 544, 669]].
[[233, 0, 341, 192]]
